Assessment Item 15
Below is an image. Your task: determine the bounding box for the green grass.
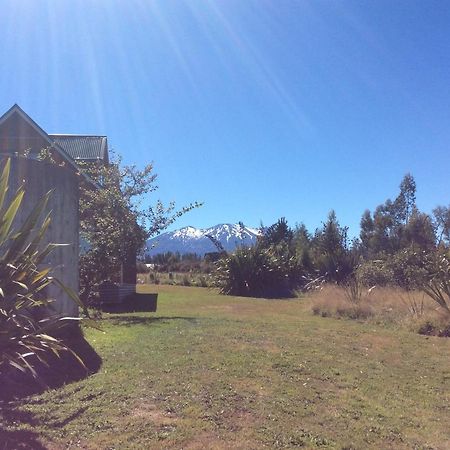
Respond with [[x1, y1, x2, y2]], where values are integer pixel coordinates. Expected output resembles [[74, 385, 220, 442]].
[[1, 285, 450, 449]]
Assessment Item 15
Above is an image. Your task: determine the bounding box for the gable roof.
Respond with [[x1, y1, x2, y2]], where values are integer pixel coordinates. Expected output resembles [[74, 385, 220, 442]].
[[49, 135, 109, 163], [0, 104, 98, 187]]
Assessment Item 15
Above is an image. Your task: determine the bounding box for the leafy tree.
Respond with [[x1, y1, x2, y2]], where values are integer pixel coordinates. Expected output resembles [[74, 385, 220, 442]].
[[394, 173, 416, 224], [360, 173, 422, 256], [359, 209, 374, 256], [402, 209, 436, 250], [79, 153, 199, 301], [433, 205, 450, 246]]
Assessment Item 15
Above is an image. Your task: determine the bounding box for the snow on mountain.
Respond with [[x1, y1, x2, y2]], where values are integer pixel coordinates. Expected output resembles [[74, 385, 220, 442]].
[[146, 223, 260, 256]]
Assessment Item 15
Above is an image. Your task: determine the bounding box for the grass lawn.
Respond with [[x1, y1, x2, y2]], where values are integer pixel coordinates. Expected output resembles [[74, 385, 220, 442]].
[[1, 285, 449, 449]]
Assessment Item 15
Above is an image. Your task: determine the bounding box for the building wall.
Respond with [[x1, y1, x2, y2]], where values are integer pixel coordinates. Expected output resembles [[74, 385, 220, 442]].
[[0, 111, 66, 164], [5, 157, 79, 316]]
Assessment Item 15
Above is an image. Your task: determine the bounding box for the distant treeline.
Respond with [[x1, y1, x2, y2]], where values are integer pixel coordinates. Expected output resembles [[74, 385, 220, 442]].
[[143, 251, 224, 273], [215, 174, 450, 302]]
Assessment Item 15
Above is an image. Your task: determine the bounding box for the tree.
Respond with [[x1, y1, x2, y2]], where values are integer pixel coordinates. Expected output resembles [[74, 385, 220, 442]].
[[359, 209, 374, 255], [395, 173, 416, 224], [433, 205, 450, 246], [402, 209, 436, 251], [361, 173, 420, 256], [79, 153, 199, 301], [312, 210, 354, 282], [260, 217, 293, 248]]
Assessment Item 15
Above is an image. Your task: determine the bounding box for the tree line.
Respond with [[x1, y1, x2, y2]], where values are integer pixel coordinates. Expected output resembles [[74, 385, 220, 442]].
[[216, 174, 450, 305]]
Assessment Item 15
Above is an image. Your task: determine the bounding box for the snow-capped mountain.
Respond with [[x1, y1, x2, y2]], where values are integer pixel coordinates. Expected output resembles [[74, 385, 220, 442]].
[[146, 223, 260, 256]]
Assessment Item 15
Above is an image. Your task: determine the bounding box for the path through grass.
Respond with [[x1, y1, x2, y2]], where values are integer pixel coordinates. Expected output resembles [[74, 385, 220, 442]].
[[1, 285, 449, 449]]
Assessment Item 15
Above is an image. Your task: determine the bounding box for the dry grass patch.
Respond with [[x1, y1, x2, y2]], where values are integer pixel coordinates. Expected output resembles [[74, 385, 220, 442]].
[[311, 284, 450, 335]]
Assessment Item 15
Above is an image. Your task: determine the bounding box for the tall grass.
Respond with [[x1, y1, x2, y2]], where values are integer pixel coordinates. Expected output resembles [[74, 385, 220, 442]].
[[311, 284, 450, 335]]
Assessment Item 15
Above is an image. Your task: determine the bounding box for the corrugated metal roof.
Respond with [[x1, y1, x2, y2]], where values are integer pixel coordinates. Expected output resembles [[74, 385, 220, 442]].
[[49, 135, 109, 163]]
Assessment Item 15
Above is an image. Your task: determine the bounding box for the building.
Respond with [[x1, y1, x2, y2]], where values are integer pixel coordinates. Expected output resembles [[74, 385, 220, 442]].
[[0, 104, 114, 315]]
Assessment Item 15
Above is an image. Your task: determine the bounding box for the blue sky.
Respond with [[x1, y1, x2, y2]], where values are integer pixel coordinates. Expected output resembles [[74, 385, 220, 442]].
[[0, 0, 449, 237]]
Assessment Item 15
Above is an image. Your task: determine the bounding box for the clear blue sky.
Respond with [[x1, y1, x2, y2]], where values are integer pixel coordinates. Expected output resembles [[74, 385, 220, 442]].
[[0, 0, 449, 237]]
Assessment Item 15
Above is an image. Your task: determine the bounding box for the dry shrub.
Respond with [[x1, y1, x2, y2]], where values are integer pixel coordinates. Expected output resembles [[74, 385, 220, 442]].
[[416, 313, 450, 337], [311, 284, 449, 332]]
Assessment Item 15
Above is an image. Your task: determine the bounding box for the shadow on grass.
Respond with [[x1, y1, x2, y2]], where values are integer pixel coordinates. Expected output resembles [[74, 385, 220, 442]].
[[107, 315, 200, 327], [0, 328, 102, 402], [0, 328, 102, 448], [0, 429, 47, 450], [0, 405, 44, 449]]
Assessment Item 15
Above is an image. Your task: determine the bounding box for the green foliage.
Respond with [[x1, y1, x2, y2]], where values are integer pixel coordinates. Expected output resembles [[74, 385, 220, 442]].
[[386, 247, 428, 290], [259, 217, 293, 248], [181, 274, 192, 286], [402, 209, 436, 250], [433, 205, 450, 245], [422, 251, 450, 313], [215, 174, 446, 300], [357, 258, 393, 287], [215, 219, 307, 298], [145, 251, 206, 273], [79, 152, 199, 301], [0, 159, 84, 377], [357, 247, 429, 290], [359, 174, 436, 257], [215, 244, 300, 298], [312, 210, 356, 282]]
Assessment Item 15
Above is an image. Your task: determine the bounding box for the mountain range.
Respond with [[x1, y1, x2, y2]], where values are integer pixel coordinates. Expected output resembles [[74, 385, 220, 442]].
[[146, 223, 260, 256]]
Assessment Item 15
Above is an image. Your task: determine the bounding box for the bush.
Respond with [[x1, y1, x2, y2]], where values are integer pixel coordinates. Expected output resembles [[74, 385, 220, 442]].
[[0, 159, 84, 377], [357, 259, 393, 287], [197, 275, 208, 288], [417, 317, 450, 337], [181, 274, 192, 286], [422, 251, 450, 313], [357, 248, 429, 290], [214, 245, 300, 298], [386, 247, 428, 290]]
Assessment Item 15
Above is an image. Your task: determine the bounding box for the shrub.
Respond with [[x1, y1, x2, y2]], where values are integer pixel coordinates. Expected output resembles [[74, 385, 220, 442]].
[[417, 316, 450, 337], [181, 274, 192, 286], [357, 248, 429, 290], [311, 285, 375, 320], [422, 251, 450, 313], [310, 284, 446, 334], [386, 247, 428, 290], [197, 275, 208, 288], [214, 245, 300, 298], [357, 259, 393, 287], [0, 159, 84, 378]]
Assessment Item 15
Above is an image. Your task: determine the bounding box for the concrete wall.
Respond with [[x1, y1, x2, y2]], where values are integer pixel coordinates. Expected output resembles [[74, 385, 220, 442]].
[[4, 157, 79, 316]]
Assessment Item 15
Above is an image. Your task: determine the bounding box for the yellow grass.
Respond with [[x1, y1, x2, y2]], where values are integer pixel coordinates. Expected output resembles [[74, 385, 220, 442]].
[[311, 284, 450, 334]]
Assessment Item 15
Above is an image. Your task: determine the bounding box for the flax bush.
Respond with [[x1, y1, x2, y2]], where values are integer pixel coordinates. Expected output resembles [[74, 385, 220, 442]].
[[0, 159, 84, 378], [214, 245, 301, 298]]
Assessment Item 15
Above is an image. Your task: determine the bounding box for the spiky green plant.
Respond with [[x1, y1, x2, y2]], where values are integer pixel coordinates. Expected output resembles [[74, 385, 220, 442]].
[[422, 251, 450, 313], [214, 245, 302, 298], [0, 158, 85, 378]]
